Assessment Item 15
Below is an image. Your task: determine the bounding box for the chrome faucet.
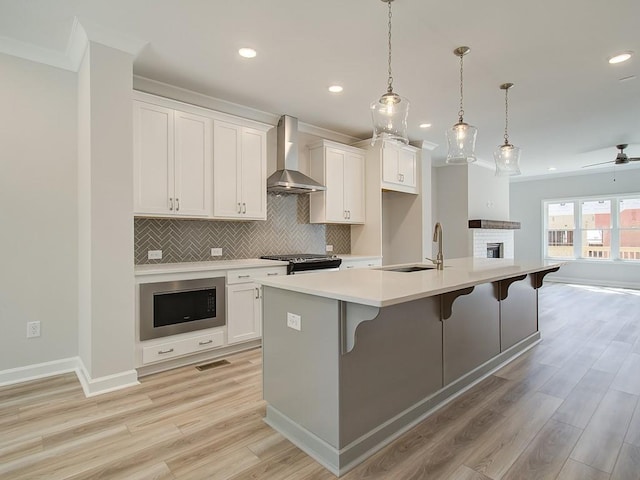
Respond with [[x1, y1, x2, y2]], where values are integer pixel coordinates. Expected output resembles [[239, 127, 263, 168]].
[[427, 222, 444, 270]]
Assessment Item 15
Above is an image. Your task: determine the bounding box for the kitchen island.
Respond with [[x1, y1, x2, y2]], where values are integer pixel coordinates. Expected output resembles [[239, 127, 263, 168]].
[[257, 257, 560, 476]]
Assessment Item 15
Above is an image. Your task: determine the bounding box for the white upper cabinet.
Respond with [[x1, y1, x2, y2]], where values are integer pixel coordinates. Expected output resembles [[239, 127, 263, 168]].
[[133, 100, 212, 217], [213, 120, 267, 220], [133, 92, 270, 220], [309, 140, 365, 224], [381, 142, 418, 194]]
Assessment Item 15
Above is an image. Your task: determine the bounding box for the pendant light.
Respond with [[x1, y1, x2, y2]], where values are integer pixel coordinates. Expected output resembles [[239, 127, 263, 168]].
[[370, 0, 409, 145], [494, 83, 521, 176], [446, 46, 477, 164]]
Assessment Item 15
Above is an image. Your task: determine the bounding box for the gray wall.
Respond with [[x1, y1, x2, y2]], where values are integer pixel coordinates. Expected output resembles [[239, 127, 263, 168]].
[[0, 53, 79, 370], [511, 168, 640, 288]]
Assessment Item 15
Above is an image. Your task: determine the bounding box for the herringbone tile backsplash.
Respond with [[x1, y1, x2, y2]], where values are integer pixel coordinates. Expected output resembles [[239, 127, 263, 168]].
[[135, 194, 351, 264]]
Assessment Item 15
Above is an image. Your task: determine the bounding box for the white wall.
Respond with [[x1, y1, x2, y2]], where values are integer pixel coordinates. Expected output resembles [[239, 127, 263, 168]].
[[0, 53, 79, 371], [468, 164, 510, 220], [434, 165, 469, 258], [435, 163, 511, 260], [78, 42, 136, 382], [511, 168, 640, 288]]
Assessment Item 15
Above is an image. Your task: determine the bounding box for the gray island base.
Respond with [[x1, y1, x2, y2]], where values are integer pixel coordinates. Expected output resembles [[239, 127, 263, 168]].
[[259, 258, 560, 476]]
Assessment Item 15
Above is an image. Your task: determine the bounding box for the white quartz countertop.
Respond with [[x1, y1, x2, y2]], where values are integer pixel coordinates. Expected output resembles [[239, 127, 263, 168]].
[[257, 257, 562, 307], [135, 258, 288, 276]]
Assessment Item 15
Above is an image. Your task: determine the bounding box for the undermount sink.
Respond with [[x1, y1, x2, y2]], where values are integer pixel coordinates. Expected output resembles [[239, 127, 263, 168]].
[[377, 265, 437, 273]]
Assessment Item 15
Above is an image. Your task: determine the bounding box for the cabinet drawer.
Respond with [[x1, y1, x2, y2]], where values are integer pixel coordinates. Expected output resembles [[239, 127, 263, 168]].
[[142, 331, 224, 364], [227, 267, 286, 284], [340, 259, 382, 270]]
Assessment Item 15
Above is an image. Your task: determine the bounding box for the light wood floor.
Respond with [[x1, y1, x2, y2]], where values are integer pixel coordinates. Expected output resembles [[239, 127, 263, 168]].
[[2, 282, 640, 479]]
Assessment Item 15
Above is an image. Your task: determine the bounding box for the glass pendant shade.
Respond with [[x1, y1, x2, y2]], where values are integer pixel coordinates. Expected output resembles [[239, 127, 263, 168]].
[[371, 91, 410, 145], [446, 121, 477, 164], [494, 143, 521, 176]]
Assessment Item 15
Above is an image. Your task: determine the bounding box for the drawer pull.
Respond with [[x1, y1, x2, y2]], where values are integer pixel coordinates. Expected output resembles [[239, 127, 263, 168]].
[[198, 339, 213, 346], [346, 265, 354, 269], [158, 348, 174, 355], [267, 272, 279, 276], [238, 274, 251, 278]]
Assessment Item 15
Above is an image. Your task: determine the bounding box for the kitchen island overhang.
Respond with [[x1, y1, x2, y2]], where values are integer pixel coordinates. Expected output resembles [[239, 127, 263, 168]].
[[257, 257, 561, 476]]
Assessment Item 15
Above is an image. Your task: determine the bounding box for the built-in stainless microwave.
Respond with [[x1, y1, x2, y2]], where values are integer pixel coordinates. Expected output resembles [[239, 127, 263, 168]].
[[139, 277, 226, 341]]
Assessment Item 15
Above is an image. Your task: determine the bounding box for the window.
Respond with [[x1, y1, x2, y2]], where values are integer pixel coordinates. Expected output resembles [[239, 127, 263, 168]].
[[544, 195, 640, 262], [546, 202, 575, 258], [581, 200, 611, 259], [620, 198, 640, 260]]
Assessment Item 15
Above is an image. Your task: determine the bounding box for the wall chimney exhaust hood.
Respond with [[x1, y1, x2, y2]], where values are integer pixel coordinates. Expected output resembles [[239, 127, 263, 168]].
[[266, 115, 326, 194]]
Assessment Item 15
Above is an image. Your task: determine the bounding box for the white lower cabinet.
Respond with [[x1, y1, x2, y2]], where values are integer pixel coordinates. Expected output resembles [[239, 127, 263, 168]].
[[226, 266, 286, 345], [142, 331, 224, 364], [226, 283, 262, 344]]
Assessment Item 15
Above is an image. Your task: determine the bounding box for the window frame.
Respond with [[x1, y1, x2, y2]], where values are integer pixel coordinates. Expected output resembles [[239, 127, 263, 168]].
[[542, 193, 640, 263]]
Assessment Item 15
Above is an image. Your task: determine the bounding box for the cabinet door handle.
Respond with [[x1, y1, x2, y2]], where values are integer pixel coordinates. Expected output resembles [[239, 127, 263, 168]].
[[398, 173, 402, 182], [198, 339, 213, 346], [176, 198, 180, 211], [255, 287, 260, 299], [242, 203, 247, 214], [237, 202, 242, 213], [169, 198, 174, 210], [348, 210, 351, 219], [158, 348, 174, 355]]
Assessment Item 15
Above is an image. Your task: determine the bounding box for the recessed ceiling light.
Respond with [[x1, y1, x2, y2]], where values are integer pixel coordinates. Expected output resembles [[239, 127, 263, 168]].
[[328, 85, 343, 93], [548, 167, 557, 171], [608, 51, 633, 64], [238, 48, 257, 58], [419, 123, 432, 129]]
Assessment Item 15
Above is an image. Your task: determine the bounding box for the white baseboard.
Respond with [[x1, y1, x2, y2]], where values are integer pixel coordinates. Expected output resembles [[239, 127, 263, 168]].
[[548, 276, 640, 290], [0, 357, 79, 387], [0, 357, 139, 397], [75, 358, 139, 397]]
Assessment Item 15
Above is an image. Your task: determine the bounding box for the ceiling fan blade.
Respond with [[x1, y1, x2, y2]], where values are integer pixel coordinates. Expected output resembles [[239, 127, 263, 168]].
[[582, 160, 615, 168], [629, 157, 640, 162]]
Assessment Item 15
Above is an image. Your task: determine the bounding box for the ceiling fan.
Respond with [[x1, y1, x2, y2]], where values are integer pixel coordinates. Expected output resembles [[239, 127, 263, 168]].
[[582, 144, 640, 168]]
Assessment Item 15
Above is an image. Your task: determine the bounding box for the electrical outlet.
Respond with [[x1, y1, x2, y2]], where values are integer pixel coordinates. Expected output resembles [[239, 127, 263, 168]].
[[148, 250, 162, 260], [211, 248, 223, 256], [27, 321, 40, 338], [287, 312, 301, 331], [326, 244, 334, 252]]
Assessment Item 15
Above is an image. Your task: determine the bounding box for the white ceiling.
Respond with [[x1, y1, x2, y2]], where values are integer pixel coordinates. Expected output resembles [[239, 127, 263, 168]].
[[1, 0, 639, 178]]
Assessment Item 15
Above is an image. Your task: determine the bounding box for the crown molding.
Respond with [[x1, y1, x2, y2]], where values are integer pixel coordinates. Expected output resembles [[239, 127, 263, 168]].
[[0, 34, 77, 71], [77, 17, 147, 58], [0, 17, 146, 72]]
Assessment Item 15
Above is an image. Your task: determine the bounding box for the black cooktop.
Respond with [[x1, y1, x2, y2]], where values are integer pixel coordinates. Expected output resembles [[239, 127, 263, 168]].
[[261, 253, 337, 263], [261, 254, 341, 274]]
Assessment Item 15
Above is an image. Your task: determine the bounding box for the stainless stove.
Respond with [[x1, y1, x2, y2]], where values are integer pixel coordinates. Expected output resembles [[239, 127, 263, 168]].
[[260, 254, 342, 274]]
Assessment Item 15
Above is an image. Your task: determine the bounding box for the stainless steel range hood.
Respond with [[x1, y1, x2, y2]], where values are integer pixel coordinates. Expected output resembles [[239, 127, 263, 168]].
[[266, 115, 326, 194]]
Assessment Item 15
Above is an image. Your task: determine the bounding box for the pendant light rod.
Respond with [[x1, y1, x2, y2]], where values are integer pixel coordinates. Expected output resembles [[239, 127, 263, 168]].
[[385, 0, 394, 93], [454, 46, 470, 123], [500, 82, 514, 146]]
